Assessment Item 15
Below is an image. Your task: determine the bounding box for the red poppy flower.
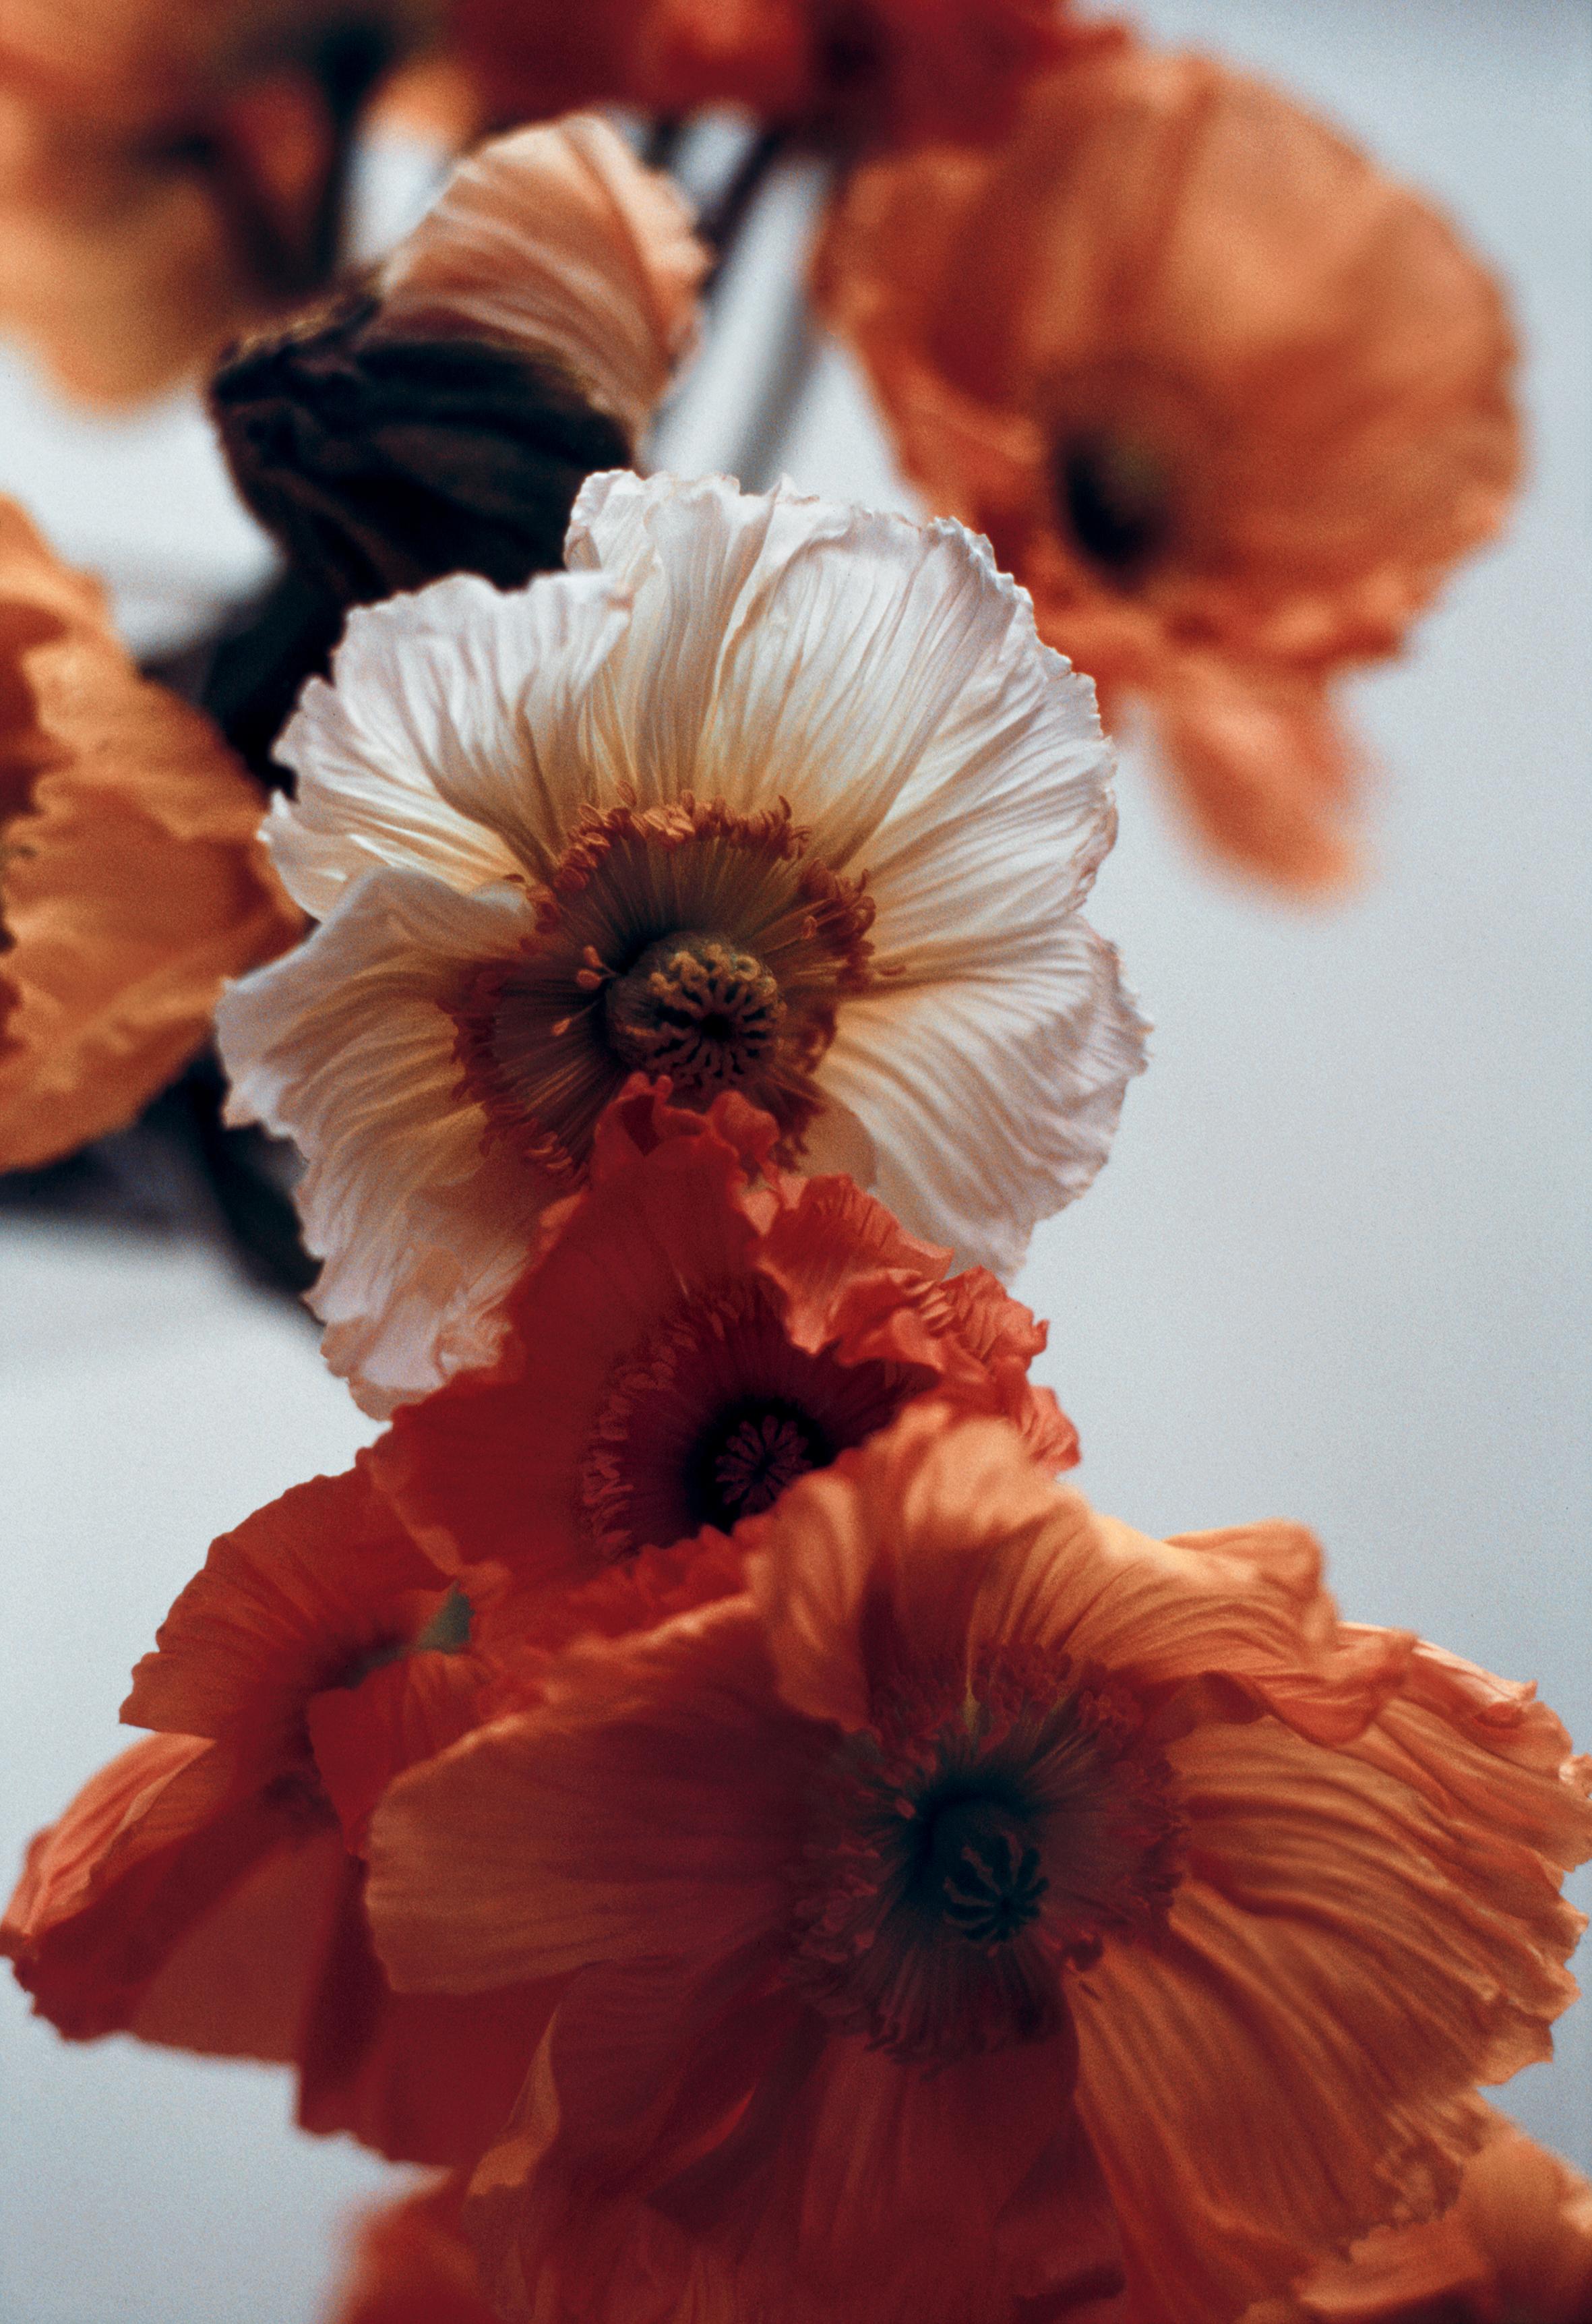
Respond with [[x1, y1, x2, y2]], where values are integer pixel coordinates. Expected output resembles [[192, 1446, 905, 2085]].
[[367, 1079, 1078, 1659], [1, 1467, 555, 2166], [816, 42, 1520, 887], [368, 1407, 1591, 2324]]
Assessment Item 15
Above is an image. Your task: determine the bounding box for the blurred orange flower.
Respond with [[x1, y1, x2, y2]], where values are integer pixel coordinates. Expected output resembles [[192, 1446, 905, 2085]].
[[0, 0, 437, 402], [369, 1406, 1592, 2324], [1246, 2111, 1592, 2323], [0, 496, 299, 1170], [816, 42, 1521, 888], [368, 1079, 1078, 1645], [325, 2178, 498, 2324], [451, 0, 1101, 144], [1, 1467, 555, 2166]]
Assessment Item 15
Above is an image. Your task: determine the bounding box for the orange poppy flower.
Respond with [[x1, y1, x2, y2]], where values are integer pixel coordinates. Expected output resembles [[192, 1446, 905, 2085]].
[[367, 1079, 1078, 1644], [450, 0, 1099, 144], [1246, 2110, 1592, 2323], [1, 1466, 555, 2166], [0, 496, 300, 1171], [815, 42, 1521, 887], [368, 1405, 1591, 2324], [0, 0, 435, 403], [326, 2177, 499, 2324]]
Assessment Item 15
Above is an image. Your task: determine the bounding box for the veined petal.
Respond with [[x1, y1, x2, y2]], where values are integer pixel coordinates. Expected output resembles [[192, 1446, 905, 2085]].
[[1072, 1708, 1586, 2324], [367, 1607, 816, 1996], [568, 471, 1095, 876], [268, 569, 631, 914], [381, 113, 705, 446], [862, 618, 1116, 976], [814, 922, 1148, 1276], [216, 867, 551, 1413]]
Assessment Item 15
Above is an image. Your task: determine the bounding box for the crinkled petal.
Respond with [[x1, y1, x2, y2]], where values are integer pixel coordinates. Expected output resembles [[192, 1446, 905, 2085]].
[[268, 569, 630, 914], [568, 471, 1099, 878], [216, 866, 551, 1414], [324, 2177, 497, 2324], [1072, 1708, 1587, 2323], [121, 1463, 448, 1758], [812, 923, 1148, 1276], [381, 113, 705, 444], [295, 1850, 562, 2168]]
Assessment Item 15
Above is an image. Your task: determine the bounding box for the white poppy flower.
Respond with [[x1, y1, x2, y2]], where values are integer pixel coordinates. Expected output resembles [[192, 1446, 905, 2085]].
[[218, 471, 1147, 1416]]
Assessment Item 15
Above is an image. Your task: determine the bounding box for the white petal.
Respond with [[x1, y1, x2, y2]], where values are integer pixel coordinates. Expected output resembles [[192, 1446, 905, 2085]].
[[863, 618, 1120, 979], [812, 923, 1150, 1277], [216, 868, 550, 1414], [566, 471, 1082, 874], [268, 569, 631, 915]]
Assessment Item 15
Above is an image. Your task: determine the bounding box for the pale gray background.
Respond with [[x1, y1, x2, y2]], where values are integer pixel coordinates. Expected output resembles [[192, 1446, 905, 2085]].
[[2, 1, 1589, 2317]]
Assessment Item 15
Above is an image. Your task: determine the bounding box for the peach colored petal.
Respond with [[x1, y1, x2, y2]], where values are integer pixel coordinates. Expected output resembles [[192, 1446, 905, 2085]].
[[746, 1406, 1412, 1745], [381, 112, 705, 446], [364, 1410, 1591, 2324], [11, 1455, 557, 2168]]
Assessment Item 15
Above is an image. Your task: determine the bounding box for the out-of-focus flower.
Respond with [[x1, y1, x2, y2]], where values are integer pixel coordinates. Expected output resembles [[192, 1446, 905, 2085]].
[[218, 469, 1144, 1415], [325, 2178, 497, 2324], [0, 0, 435, 403], [1245, 2111, 1592, 2323], [816, 43, 1521, 889], [0, 496, 300, 1171], [1, 1468, 555, 2166], [212, 113, 705, 612], [368, 1079, 1078, 1626], [368, 1406, 1592, 2324], [450, 0, 1107, 146]]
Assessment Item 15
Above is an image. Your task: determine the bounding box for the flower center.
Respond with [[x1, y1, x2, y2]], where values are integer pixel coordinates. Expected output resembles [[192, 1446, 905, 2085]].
[[925, 1791, 1049, 1945], [450, 798, 874, 1180], [787, 1647, 1183, 2064], [604, 931, 784, 1099], [576, 1280, 929, 1564], [690, 1395, 834, 1528], [1053, 429, 1173, 580]]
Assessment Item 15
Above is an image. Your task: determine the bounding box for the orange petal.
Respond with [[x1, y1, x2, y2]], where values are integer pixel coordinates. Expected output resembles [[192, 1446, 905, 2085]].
[[1, 1729, 329, 2044], [1072, 1702, 1587, 2322], [367, 1605, 813, 1996], [324, 2176, 497, 2324], [0, 497, 299, 1168], [122, 1466, 453, 1765], [297, 1852, 561, 2168], [1149, 661, 1361, 893], [309, 1648, 489, 1856]]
